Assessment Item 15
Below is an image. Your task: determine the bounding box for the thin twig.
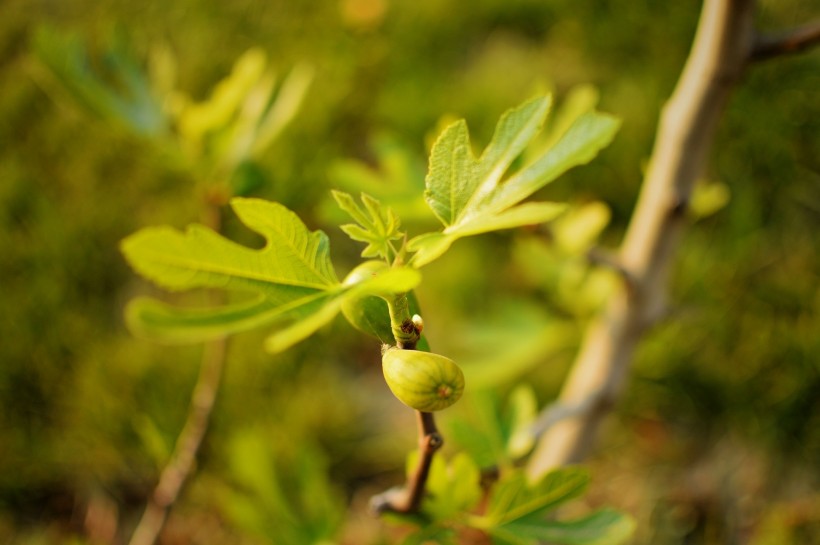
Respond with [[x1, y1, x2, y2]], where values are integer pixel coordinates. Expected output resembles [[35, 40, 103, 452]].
[[128, 337, 227, 545], [370, 301, 442, 515], [752, 20, 820, 61], [371, 411, 443, 514]]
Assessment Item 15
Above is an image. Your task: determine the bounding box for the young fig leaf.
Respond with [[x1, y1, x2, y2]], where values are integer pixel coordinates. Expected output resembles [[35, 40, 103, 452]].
[[333, 190, 404, 260], [121, 198, 420, 352], [410, 95, 620, 267]]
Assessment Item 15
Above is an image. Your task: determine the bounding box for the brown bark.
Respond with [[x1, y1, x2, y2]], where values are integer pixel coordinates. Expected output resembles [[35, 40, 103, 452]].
[[527, 0, 758, 479]]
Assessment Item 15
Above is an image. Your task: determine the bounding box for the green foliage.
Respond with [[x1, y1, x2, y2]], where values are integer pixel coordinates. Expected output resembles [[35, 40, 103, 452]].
[[448, 385, 538, 469], [33, 29, 312, 196], [121, 95, 615, 354], [217, 429, 345, 545], [121, 198, 420, 351], [333, 191, 405, 261], [510, 201, 619, 319], [398, 461, 633, 545], [33, 27, 167, 137], [325, 135, 430, 224], [8, 2, 817, 543], [409, 96, 620, 266], [405, 451, 482, 522], [115, 94, 630, 543], [477, 468, 633, 545]]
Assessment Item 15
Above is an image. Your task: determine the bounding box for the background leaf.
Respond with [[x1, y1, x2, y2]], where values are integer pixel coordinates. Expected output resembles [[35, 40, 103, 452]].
[[333, 190, 404, 260], [405, 451, 482, 521], [486, 467, 589, 526], [497, 509, 635, 545], [471, 467, 631, 545]]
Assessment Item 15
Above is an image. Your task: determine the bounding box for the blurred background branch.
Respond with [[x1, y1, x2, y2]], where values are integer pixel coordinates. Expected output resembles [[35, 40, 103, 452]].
[[528, 0, 820, 478]]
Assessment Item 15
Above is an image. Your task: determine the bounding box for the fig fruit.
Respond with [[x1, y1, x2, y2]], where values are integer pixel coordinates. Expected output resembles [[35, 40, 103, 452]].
[[382, 347, 465, 412]]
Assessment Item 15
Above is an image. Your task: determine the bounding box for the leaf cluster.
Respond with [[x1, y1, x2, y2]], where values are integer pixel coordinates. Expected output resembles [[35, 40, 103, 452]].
[[34, 29, 312, 196], [121, 95, 619, 351], [118, 95, 632, 543], [395, 454, 633, 545]]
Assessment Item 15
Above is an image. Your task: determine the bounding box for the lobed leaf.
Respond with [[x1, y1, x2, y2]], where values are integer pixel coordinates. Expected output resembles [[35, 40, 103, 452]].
[[495, 509, 635, 545], [411, 95, 620, 267], [486, 467, 589, 525], [467, 467, 633, 545], [121, 197, 420, 351], [333, 190, 404, 260]]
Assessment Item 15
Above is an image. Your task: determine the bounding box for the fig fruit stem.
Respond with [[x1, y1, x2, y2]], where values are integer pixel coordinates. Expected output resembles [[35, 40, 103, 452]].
[[386, 292, 419, 349], [371, 294, 442, 515]]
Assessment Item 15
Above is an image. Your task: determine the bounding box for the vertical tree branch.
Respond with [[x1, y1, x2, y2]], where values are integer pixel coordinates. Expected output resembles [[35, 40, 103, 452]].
[[527, 0, 757, 479]]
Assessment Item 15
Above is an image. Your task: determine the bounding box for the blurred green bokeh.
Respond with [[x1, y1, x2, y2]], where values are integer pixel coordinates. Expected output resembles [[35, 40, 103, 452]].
[[1, 0, 818, 543]]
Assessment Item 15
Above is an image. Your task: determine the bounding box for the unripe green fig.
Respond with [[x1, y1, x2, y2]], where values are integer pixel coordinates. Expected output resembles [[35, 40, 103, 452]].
[[382, 347, 465, 412]]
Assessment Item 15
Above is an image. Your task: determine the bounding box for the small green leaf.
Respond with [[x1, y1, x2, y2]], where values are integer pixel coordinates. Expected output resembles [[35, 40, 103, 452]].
[[690, 180, 730, 219], [400, 525, 458, 545], [472, 468, 628, 545], [499, 509, 635, 545], [447, 385, 537, 470], [505, 385, 538, 459], [404, 451, 481, 522], [486, 467, 589, 525], [333, 190, 405, 260], [551, 201, 611, 254], [412, 95, 620, 267]]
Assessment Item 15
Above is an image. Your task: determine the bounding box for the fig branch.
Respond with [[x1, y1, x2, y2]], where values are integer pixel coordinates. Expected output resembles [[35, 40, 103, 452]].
[[386, 292, 419, 349], [370, 292, 444, 515]]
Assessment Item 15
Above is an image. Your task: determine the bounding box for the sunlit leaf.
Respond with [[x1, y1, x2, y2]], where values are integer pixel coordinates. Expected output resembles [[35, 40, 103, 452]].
[[121, 198, 420, 351], [333, 190, 405, 260], [410, 96, 619, 266], [177, 48, 268, 143]]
